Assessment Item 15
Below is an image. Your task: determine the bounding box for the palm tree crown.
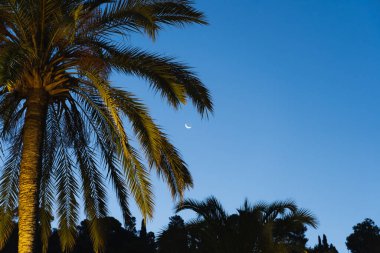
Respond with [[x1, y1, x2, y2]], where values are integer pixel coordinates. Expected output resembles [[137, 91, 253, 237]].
[[176, 196, 317, 253], [0, 1, 212, 252]]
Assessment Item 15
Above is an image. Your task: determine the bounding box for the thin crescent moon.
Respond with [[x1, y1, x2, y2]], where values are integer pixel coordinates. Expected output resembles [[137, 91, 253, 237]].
[[185, 123, 192, 129]]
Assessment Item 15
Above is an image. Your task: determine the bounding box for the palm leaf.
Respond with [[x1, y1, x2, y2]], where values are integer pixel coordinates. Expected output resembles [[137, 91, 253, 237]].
[[0, 131, 22, 249]]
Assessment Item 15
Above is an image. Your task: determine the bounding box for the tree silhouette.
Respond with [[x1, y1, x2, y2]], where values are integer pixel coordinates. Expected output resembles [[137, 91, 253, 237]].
[[237, 199, 317, 253], [0, 210, 324, 253], [125, 216, 137, 234], [138, 219, 156, 253], [175, 196, 318, 253], [309, 234, 338, 253], [140, 220, 147, 239], [0, 216, 157, 253], [0, 1, 212, 252], [346, 218, 380, 253], [157, 216, 192, 253]]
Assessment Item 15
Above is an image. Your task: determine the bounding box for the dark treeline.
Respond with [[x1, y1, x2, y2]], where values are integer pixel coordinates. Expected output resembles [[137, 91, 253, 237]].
[[1, 197, 379, 253], [1, 217, 156, 253]]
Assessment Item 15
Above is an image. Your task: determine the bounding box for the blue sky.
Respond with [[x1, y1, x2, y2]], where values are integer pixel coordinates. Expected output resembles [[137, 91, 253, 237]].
[[108, 1, 380, 251]]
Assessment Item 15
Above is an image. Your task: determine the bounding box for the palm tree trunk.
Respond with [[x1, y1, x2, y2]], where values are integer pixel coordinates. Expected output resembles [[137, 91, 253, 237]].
[[18, 89, 48, 253]]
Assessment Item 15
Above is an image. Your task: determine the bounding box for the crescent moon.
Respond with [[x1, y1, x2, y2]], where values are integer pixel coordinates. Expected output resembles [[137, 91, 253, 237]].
[[185, 123, 192, 129]]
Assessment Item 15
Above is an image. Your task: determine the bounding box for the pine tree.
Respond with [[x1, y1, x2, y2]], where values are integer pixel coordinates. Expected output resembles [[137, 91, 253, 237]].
[[310, 234, 338, 253], [140, 219, 147, 239]]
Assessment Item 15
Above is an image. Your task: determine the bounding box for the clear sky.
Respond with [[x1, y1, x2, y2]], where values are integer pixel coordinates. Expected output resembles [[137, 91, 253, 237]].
[[108, 1, 380, 252]]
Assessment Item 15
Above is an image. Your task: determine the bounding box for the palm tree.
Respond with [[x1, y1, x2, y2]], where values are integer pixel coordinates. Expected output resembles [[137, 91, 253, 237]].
[[237, 199, 318, 253], [176, 197, 317, 253], [0, 1, 212, 253], [176, 196, 233, 253]]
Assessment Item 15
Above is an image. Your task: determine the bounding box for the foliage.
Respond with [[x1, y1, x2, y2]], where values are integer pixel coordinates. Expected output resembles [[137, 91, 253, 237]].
[[0, 0, 212, 252], [346, 218, 380, 253], [170, 196, 318, 253], [157, 215, 193, 253], [0, 216, 156, 253], [309, 234, 338, 253], [3, 213, 380, 253]]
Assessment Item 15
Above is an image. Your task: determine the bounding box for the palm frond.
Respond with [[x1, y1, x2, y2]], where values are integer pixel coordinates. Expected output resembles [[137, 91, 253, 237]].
[[71, 92, 133, 226], [39, 105, 60, 253], [75, 74, 154, 220], [0, 93, 24, 140], [280, 208, 318, 229], [0, 132, 22, 250], [98, 43, 213, 116], [55, 145, 79, 253], [177, 196, 228, 222], [0, 208, 15, 250], [63, 99, 108, 252], [108, 87, 193, 198], [85, 0, 206, 39]]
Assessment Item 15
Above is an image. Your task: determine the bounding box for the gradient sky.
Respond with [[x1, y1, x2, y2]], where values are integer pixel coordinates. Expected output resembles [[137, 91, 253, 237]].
[[108, 1, 380, 252]]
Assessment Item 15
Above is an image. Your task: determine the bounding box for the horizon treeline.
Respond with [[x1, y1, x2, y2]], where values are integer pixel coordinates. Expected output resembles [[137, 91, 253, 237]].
[[0, 196, 379, 253]]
